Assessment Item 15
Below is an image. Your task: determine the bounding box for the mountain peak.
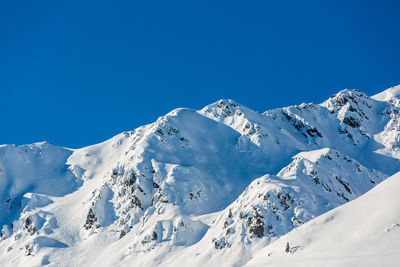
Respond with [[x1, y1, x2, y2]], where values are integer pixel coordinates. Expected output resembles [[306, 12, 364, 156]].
[[199, 99, 248, 119], [0, 87, 399, 266], [372, 84, 400, 102], [290, 147, 331, 162]]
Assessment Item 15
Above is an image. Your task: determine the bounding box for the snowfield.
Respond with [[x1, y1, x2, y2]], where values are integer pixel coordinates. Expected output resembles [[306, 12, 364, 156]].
[[0, 85, 400, 266]]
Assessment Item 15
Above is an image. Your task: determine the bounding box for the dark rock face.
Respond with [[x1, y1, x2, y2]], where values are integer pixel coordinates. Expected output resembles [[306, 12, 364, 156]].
[[248, 219, 264, 238], [343, 117, 360, 128], [84, 208, 99, 230], [23, 217, 36, 236], [282, 110, 323, 139], [119, 230, 126, 239]]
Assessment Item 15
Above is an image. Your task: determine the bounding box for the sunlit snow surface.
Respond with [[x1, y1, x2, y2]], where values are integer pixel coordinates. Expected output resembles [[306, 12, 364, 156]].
[[0, 86, 400, 266], [246, 171, 400, 267]]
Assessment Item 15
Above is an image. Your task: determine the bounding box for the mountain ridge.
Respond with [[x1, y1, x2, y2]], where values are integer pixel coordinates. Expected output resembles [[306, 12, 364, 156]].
[[0, 86, 399, 266]]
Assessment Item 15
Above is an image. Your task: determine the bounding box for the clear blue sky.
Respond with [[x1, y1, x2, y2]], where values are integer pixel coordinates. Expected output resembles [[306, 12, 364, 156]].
[[1, 0, 399, 148]]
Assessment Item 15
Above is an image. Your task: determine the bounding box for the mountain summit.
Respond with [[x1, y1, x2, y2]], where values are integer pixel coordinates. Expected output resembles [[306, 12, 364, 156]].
[[1, 86, 400, 267]]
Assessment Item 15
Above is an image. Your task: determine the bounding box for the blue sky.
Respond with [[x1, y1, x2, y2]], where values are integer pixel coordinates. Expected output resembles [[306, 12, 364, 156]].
[[1, 0, 399, 148]]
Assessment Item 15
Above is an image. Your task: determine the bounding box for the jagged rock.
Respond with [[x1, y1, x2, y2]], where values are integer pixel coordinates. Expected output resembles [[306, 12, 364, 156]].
[[84, 209, 99, 230], [0, 86, 399, 266]]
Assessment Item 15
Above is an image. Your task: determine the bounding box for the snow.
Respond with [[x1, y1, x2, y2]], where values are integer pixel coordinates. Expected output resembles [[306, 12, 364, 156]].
[[0, 85, 399, 266], [246, 171, 400, 267], [372, 85, 400, 101], [294, 148, 331, 162], [160, 148, 387, 267]]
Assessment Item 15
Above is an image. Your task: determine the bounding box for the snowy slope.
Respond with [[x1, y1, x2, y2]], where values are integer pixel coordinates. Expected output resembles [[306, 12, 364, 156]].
[[0, 142, 80, 229], [200, 90, 400, 175], [159, 149, 387, 267], [0, 85, 399, 266], [246, 171, 400, 267], [372, 84, 400, 101], [211, 148, 386, 247]]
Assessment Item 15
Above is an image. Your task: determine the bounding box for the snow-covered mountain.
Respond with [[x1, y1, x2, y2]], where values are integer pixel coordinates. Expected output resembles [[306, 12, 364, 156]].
[[246, 171, 400, 267], [210, 148, 386, 248], [0, 85, 399, 266]]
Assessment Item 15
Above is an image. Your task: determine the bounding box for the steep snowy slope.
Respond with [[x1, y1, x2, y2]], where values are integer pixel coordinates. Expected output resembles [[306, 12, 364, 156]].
[[70, 108, 275, 227], [200, 90, 400, 174], [372, 84, 400, 101], [160, 149, 387, 267], [246, 171, 400, 267], [210, 148, 386, 247], [0, 142, 80, 231], [0, 108, 274, 267], [0, 85, 399, 267]]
